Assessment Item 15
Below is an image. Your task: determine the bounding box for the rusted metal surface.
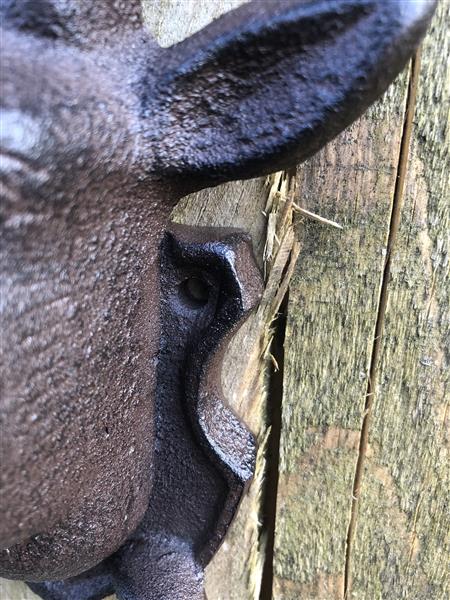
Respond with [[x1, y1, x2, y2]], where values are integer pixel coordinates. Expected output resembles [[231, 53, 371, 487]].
[[28, 225, 263, 600], [0, 0, 436, 598]]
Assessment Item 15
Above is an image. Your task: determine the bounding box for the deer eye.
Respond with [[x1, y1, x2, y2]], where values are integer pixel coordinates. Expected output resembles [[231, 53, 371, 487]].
[[179, 276, 210, 309]]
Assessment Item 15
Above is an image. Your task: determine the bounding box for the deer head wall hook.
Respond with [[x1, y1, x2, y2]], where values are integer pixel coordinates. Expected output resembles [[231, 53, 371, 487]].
[[0, 1, 436, 598]]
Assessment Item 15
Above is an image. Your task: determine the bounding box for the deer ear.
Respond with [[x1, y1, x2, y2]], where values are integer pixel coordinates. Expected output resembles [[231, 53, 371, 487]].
[[147, 0, 435, 190]]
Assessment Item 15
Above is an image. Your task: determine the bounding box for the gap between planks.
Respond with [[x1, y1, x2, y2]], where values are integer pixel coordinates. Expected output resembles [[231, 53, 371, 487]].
[[258, 169, 298, 600], [259, 291, 289, 600], [343, 50, 423, 600]]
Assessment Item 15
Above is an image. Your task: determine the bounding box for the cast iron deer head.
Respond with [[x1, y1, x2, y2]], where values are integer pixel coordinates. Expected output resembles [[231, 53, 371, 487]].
[[0, 0, 436, 598]]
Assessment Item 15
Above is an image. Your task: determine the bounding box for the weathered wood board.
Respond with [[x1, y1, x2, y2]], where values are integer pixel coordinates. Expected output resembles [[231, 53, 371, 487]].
[[1, 2, 447, 600], [350, 5, 449, 598], [273, 3, 449, 600]]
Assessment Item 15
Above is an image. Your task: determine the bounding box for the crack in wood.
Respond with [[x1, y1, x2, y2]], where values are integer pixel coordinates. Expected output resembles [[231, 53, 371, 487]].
[[343, 50, 423, 600], [259, 291, 289, 600]]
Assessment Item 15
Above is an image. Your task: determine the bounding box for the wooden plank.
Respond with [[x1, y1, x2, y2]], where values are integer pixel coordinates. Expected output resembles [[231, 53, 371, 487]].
[[272, 47, 410, 600], [272, 4, 448, 600], [351, 3, 449, 598], [142, 0, 246, 48]]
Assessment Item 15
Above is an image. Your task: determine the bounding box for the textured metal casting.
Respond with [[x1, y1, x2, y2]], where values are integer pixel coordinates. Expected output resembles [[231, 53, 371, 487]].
[[28, 225, 263, 600], [0, 0, 436, 599]]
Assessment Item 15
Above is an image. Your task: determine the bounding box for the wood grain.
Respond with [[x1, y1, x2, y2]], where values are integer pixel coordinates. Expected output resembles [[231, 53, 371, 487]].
[[272, 4, 448, 599], [350, 4, 449, 598]]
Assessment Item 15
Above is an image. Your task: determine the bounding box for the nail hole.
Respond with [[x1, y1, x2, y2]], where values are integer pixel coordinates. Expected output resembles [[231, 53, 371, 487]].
[[179, 277, 210, 309]]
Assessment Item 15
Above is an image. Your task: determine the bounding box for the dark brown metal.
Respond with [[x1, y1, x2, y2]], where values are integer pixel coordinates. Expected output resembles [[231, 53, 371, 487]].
[[0, 0, 436, 599], [27, 224, 263, 600]]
